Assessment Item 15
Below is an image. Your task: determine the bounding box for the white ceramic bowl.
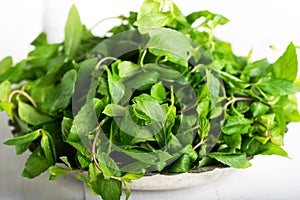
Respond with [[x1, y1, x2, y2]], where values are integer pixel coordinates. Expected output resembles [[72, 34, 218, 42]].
[[128, 167, 235, 190]]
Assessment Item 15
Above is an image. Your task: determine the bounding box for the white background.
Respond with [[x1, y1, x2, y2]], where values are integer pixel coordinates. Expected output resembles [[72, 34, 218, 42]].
[[1, 0, 300, 199]]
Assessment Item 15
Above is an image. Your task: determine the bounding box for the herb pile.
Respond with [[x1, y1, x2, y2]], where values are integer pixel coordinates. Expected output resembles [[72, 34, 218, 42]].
[[1, 0, 300, 199]]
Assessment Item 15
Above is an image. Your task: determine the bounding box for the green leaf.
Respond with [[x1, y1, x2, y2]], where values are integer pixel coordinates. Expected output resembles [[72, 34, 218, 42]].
[[123, 68, 159, 90], [0, 80, 11, 102], [186, 10, 229, 28], [256, 77, 300, 95], [64, 5, 83, 59], [0, 81, 14, 119], [206, 69, 221, 104], [103, 104, 125, 117], [180, 144, 198, 162], [27, 44, 59, 67], [133, 94, 166, 122], [218, 70, 250, 89], [223, 133, 242, 149], [118, 61, 139, 78], [168, 154, 191, 173], [276, 95, 300, 122], [107, 69, 125, 104], [243, 58, 270, 77], [121, 173, 144, 182], [0, 60, 27, 84], [260, 142, 288, 157], [134, 0, 173, 33], [49, 166, 73, 180], [4, 130, 41, 146], [31, 32, 47, 47], [151, 82, 167, 103], [256, 113, 276, 129], [77, 153, 90, 169], [69, 101, 98, 144], [119, 107, 155, 144], [41, 130, 56, 165], [8, 132, 33, 155], [60, 156, 72, 168], [208, 152, 251, 168], [21, 147, 51, 178], [0, 56, 13, 76], [120, 148, 157, 165], [270, 42, 298, 81], [93, 98, 105, 118], [251, 102, 270, 117], [97, 153, 120, 179], [43, 69, 77, 115], [89, 175, 122, 200], [247, 140, 288, 157], [222, 116, 253, 135], [198, 117, 210, 140], [196, 85, 210, 118], [0, 102, 13, 119], [124, 182, 131, 200], [146, 28, 193, 67], [61, 117, 73, 140], [18, 101, 52, 126]]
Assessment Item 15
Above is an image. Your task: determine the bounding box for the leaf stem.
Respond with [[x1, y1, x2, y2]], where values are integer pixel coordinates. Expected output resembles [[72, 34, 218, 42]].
[[193, 139, 206, 150], [92, 117, 110, 173], [95, 57, 118, 70], [177, 102, 198, 114], [179, 125, 200, 135], [139, 49, 147, 66], [224, 97, 254, 110], [90, 15, 125, 31], [8, 90, 37, 108]]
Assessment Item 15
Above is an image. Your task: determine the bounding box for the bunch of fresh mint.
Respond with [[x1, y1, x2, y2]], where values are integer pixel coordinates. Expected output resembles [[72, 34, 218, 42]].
[[1, 0, 299, 199]]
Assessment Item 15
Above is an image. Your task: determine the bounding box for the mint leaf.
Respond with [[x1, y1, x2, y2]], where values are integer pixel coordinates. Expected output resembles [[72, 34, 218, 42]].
[[43, 69, 77, 115], [146, 28, 193, 67], [4, 130, 41, 146], [41, 130, 56, 165], [256, 77, 300, 95], [21, 147, 51, 178], [222, 116, 253, 135], [97, 153, 120, 179], [18, 101, 52, 126], [271, 42, 298, 81], [0, 80, 11, 102], [64, 5, 83, 59], [0, 56, 13, 76], [103, 104, 125, 117], [49, 166, 73, 180], [89, 175, 122, 200], [208, 152, 251, 168], [133, 94, 166, 122], [107, 68, 125, 104], [134, 0, 173, 33]]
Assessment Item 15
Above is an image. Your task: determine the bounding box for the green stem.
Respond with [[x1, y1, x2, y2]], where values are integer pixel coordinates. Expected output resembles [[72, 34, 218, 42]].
[[108, 121, 114, 155], [139, 49, 147, 66], [179, 125, 200, 135]]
